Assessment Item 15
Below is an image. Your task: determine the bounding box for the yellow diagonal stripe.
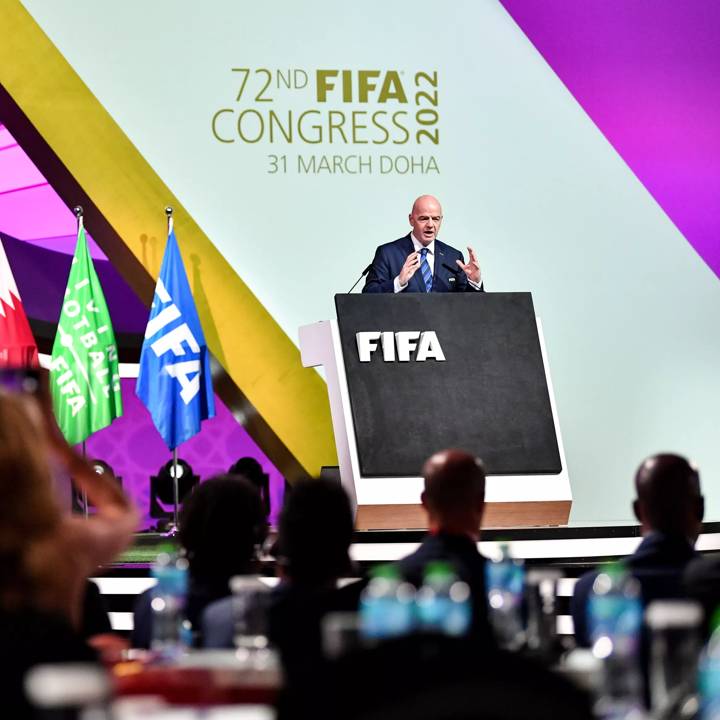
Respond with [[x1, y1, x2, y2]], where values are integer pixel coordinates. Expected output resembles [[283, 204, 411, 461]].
[[0, 0, 336, 475]]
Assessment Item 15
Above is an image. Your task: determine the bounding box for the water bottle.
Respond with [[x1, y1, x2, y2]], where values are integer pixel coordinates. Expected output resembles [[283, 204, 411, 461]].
[[646, 600, 702, 718], [588, 564, 645, 720], [359, 564, 415, 641], [525, 568, 562, 661], [416, 561, 472, 637], [230, 575, 272, 666], [150, 547, 189, 660], [699, 609, 720, 720], [486, 543, 525, 650]]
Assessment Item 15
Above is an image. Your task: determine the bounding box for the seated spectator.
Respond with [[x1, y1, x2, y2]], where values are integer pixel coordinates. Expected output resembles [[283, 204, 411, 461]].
[[203, 478, 363, 675], [397, 449, 493, 642], [131, 474, 266, 648], [684, 553, 720, 637], [571, 453, 703, 647], [0, 388, 138, 717], [229, 456, 271, 519]]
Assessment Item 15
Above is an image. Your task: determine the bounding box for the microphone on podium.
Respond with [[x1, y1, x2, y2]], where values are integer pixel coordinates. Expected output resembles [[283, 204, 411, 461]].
[[347, 263, 373, 293]]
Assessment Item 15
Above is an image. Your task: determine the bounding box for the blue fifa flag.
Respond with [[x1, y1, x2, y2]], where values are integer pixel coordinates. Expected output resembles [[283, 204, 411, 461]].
[[136, 225, 215, 449]]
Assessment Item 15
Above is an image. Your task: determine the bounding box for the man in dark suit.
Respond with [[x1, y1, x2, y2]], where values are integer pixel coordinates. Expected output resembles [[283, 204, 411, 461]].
[[362, 195, 483, 293], [397, 449, 493, 642], [571, 453, 703, 647]]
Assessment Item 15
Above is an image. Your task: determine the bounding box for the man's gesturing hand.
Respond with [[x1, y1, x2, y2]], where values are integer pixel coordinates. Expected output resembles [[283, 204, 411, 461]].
[[456, 246, 481, 284], [398, 251, 421, 286]]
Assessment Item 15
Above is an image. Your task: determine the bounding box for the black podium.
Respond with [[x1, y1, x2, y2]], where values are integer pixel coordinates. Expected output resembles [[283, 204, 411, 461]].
[[299, 293, 570, 529]]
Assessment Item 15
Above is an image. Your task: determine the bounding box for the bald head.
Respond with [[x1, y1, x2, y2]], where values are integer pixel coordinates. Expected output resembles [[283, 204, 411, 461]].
[[411, 195, 442, 216], [409, 195, 443, 246], [421, 449, 486, 535], [633, 453, 703, 540]]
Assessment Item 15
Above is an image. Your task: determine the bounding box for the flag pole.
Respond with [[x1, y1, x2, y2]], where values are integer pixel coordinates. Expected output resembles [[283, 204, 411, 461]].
[[166, 204, 174, 238], [81, 440, 89, 519], [170, 447, 180, 535], [74, 206, 91, 521], [166, 206, 181, 537]]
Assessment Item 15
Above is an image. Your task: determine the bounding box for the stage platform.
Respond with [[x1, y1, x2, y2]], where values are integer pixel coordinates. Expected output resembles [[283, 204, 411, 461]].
[[97, 522, 720, 639]]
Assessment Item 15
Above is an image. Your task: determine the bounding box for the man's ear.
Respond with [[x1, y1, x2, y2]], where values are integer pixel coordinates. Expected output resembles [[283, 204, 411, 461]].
[[632, 499, 642, 524], [420, 490, 428, 509]]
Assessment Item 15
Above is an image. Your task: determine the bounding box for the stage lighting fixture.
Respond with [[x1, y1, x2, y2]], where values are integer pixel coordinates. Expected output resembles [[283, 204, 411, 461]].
[[229, 456, 271, 517], [72, 459, 122, 514], [149, 458, 200, 519], [91, 459, 116, 477]]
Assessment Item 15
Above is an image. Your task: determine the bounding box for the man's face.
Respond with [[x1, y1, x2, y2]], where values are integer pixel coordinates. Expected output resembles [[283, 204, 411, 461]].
[[409, 197, 443, 246]]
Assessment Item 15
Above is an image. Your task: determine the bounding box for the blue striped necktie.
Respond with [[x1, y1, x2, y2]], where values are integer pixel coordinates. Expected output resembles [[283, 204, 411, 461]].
[[419, 247, 433, 292]]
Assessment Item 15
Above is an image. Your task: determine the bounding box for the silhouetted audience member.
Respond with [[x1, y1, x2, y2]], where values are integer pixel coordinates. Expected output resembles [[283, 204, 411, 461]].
[[203, 478, 363, 674], [277, 459, 593, 720], [230, 456, 272, 519], [0, 388, 138, 718], [571, 453, 703, 647], [397, 449, 493, 642], [132, 474, 266, 648]]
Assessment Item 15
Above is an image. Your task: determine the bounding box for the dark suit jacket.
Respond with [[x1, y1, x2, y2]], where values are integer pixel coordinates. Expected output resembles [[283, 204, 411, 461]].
[[683, 553, 720, 637], [362, 234, 483, 294], [132, 578, 232, 649], [571, 532, 698, 648], [397, 531, 493, 644]]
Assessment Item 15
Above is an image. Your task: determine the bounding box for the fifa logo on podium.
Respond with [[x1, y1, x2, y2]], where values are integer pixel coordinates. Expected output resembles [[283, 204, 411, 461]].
[[356, 331, 446, 362]]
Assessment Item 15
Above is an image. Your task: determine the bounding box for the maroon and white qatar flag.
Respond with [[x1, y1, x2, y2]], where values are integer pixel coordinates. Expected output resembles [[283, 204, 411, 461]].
[[0, 238, 38, 367]]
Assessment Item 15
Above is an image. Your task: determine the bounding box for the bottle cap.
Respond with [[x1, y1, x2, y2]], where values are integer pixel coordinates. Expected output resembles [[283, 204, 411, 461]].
[[646, 600, 702, 629], [604, 562, 626, 580], [230, 575, 269, 594], [154, 542, 178, 565], [526, 568, 562, 585], [710, 606, 720, 633], [423, 561, 455, 581], [370, 563, 400, 580]]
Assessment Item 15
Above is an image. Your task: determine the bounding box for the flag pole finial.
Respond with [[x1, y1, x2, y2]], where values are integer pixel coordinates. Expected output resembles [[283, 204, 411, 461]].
[[165, 206, 173, 218], [73, 206, 83, 219]]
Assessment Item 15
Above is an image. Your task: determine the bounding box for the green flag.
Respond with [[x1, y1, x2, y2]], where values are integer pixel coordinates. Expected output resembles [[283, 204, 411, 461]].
[[50, 220, 123, 444]]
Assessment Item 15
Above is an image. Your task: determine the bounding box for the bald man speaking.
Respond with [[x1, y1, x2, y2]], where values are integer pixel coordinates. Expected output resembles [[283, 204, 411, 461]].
[[362, 195, 483, 293]]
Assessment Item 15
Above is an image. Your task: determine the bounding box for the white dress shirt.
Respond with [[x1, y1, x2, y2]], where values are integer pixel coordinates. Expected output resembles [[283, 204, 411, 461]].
[[394, 235, 482, 292]]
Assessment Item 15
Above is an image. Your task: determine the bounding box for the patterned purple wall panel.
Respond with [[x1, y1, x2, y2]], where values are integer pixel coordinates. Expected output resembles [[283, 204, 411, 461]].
[[501, 0, 720, 278], [84, 378, 285, 529], [1, 232, 149, 333]]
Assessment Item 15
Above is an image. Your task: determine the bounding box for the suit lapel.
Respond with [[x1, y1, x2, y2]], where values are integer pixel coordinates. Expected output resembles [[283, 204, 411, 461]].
[[433, 241, 446, 291]]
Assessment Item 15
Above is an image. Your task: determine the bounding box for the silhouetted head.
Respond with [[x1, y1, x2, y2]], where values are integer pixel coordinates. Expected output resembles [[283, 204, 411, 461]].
[[421, 449, 486, 538], [179, 474, 267, 587], [277, 478, 354, 585], [229, 456, 271, 518], [633, 453, 703, 541]]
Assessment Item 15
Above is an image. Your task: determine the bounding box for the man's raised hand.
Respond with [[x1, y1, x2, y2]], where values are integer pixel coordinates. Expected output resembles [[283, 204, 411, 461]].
[[398, 251, 421, 286], [456, 246, 481, 284]]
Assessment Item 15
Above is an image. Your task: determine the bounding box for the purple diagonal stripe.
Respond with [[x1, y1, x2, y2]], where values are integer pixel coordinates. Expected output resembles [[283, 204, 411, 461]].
[[501, 0, 720, 279]]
